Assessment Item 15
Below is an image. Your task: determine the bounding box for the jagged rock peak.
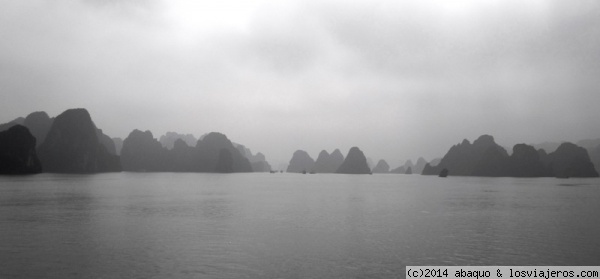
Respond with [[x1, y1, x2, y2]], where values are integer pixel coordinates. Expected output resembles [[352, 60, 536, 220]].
[[23, 111, 53, 147], [422, 134, 508, 176], [547, 142, 598, 178], [37, 108, 121, 173], [121, 129, 169, 172], [129, 129, 155, 140], [196, 132, 253, 173], [314, 149, 345, 173], [336, 147, 371, 174], [473, 134, 495, 146], [200, 132, 233, 148], [287, 150, 315, 173], [24, 111, 51, 126], [508, 143, 549, 177], [331, 149, 344, 159], [159, 132, 197, 150], [317, 150, 330, 160]]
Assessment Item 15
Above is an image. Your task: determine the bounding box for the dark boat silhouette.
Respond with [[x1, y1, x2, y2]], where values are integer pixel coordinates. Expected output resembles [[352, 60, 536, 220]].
[[438, 168, 448, 178]]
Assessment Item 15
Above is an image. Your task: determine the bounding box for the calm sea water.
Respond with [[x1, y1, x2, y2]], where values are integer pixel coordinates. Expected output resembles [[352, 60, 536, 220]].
[[1, 173, 599, 278]]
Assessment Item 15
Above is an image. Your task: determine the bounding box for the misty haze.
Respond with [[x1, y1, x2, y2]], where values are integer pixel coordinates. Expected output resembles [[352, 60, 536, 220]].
[[1, 1, 600, 278]]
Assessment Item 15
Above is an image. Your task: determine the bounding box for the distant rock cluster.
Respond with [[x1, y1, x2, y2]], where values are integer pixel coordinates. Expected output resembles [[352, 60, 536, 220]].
[[235, 143, 272, 172], [422, 135, 598, 178], [0, 108, 270, 174], [533, 139, 600, 175], [315, 149, 345, 173], [159, 132, 198, 150], [1, 109, 599, 178], [286, 147, 370, 174], [288, 134, 599, 178], [118, 128, 256, 173], [389, 157, 433, 174]]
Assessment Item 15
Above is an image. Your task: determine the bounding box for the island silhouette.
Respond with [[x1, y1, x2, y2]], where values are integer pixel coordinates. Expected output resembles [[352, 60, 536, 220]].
[[0, 108, 598, 177]]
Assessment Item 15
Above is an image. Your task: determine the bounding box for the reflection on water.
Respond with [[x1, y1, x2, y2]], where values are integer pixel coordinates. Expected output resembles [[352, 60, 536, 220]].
[[0, 173, 599, 278]]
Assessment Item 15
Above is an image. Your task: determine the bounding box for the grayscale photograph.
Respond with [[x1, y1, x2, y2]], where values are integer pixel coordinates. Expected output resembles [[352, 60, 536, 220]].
[[1, 0, 599, 278]]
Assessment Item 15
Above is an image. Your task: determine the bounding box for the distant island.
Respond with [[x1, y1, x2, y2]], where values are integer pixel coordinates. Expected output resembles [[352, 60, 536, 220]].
[[0, 108, 264, 174], [336, 147, 371, 174], [422, 135, 598, 178], [1, 108, 599, 177], [286, 147, 371, 174]]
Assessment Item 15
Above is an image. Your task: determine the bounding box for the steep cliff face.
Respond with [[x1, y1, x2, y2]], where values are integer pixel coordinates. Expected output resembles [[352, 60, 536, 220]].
[[196, 132, 252, 173], [508, 144, 549, 177], [313, 149, 345, 173], [97, 129, 117, 155], [422, 135, 508, 176], [121, 130, 253, 173], [413, 157, 428, 174], [329, 149, 345, 171], [215, 149, 234, 173], [471, 145, 510, 177], [0, 125, 42, 174], [422, 135, 598, 178], [235, 144, 272, 172], [313, 150, 331, 173], [37, 108, 121, 173], [589, 145, 600, 175], [250, 152, 272, 172], [23, 111, 53, 147], [286, 150, 315, 173], [112, 137, 123, 155], [546, 143, 598, 178], [336, 147, 371, 174], [169, 139, 197, 172], [121, 129, 168, 172]]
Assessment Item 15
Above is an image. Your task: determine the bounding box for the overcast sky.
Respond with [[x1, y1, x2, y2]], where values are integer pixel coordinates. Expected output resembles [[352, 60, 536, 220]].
[[1, 0, 599, 167]]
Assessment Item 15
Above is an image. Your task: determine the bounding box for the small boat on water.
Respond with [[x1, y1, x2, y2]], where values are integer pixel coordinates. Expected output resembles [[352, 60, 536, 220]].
[[438, 168, 449, 178]]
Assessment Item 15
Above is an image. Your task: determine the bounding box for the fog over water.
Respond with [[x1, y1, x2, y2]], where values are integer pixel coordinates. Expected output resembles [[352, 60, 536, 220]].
[[1, 1, 600, 166]]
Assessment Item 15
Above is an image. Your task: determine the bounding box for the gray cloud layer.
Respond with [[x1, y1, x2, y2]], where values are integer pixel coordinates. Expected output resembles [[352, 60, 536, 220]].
[[2, 0, 599, 166]]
